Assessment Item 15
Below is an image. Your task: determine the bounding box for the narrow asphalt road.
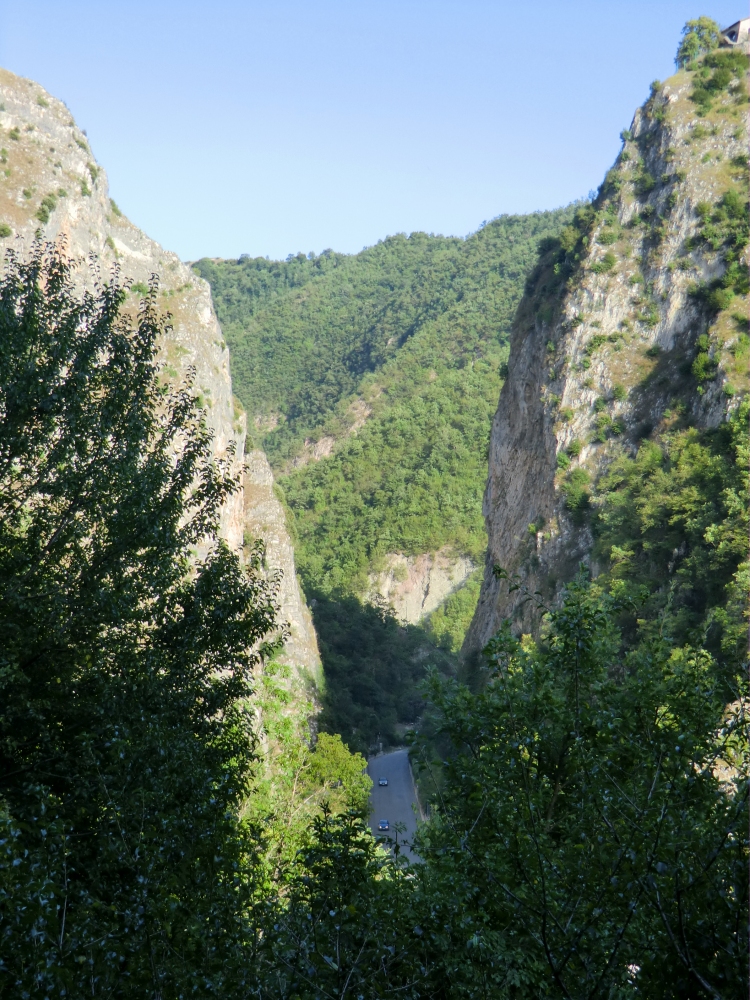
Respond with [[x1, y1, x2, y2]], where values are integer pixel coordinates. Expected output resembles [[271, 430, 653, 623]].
[[367, 748, 422, 861]]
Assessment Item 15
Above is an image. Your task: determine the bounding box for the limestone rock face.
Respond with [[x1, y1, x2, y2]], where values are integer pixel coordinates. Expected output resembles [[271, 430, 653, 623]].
[[0, 67, 321, 681], [368, 550, 475, 624], [244, 451, 322, 687], [465, 67, 748, 655]]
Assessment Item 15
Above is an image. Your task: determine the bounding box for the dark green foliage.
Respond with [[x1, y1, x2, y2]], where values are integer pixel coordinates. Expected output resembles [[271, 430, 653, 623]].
[[0, 224, 10, 238], [312, 592, 455, 754], [0, 243, 279, 995], [268, 809, 424, 996], [35, 192, 57, 224], [414, 579, 748, 998], [196, 210, 574, 468]]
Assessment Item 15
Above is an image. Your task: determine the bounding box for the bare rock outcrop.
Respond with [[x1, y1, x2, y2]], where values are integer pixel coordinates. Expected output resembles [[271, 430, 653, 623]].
[[368, 549, 475, 624], [0, 67, 321, 682], [465, 65, 748, 654]]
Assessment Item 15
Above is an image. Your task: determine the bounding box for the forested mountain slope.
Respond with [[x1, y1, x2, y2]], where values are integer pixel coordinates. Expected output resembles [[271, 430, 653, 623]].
[[196, 210, 574, 749], [196, 210, 573, 613]]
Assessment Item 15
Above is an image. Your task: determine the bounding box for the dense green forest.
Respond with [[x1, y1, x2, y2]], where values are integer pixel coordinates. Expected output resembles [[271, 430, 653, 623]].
[[196, 210, 573, 595], [3, 223, 745, 996], [196, 210, 575, 739]]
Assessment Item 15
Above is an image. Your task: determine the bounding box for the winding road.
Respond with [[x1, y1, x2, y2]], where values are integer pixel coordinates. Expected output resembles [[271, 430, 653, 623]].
[[367, 748, 422, 861]]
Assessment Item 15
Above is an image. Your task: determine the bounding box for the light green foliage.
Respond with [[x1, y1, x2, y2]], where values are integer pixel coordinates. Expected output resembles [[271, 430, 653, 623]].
[[689, 47, 749, 113], [561, 467, 590, 521], [675, 16, 722, 67], [244, 659, 371, 861], [0, 224, 10, 238], [129, 280, 149, 296], [689, 188, 749, 313], [425, 569, 483, 652], [308, 733, 371, 809]]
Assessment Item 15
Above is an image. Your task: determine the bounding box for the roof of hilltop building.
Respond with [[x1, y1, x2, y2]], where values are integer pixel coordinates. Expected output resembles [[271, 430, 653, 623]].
[[721, 18, 750, 46]]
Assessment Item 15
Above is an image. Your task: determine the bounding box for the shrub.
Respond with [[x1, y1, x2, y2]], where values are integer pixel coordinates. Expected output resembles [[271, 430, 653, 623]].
[[556, 451, 571, 470], [0, 223, 11, 238], [80, 179, 91, 197], [692, 350, 717, 382], [130, 282, 150, 296], [562, 468, 590, 521], [591, 252, 616, 275], [35, 193, 57, 224], [110, 198, 122, 217], [613, 384, 627, 401], [567, 438, 582, 457], [8, 127, 20, 141]]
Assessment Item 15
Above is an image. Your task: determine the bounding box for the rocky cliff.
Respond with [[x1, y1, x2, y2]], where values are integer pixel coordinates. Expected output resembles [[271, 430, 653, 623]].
[[0, 67, 321, 683], [465, 56, 748, 654]]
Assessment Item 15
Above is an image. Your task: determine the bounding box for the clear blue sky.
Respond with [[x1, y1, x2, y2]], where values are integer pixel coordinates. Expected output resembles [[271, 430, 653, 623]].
[[0, 1, 741, 261]]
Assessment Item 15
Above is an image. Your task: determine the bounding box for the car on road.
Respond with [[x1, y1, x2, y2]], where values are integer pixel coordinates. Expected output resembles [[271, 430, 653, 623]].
[[377, 819, 390, 831], [378, 777, 388, 786]]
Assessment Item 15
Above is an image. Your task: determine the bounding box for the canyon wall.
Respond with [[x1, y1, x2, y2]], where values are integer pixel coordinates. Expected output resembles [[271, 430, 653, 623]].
[[0, 67, 321, 683], [465, 62, 748, 654]]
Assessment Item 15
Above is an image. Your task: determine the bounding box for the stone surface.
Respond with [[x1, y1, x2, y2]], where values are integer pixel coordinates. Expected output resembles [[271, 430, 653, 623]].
[[368, 549, 475, 624], [244, 450, 323, 687], [465, 68, 747, 655], [0, 67, 321, 682]]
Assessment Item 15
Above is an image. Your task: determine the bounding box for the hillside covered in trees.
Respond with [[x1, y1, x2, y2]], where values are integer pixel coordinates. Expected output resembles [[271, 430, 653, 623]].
[[196, 209, 575, 743]]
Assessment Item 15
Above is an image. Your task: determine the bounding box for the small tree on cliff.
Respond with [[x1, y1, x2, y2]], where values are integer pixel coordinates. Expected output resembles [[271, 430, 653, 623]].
[[0, 241, 280, 996], [675, 16, 722, 67]]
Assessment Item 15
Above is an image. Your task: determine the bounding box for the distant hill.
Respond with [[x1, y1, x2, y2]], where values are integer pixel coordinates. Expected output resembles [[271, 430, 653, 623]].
[[195, 208, 574, 641]]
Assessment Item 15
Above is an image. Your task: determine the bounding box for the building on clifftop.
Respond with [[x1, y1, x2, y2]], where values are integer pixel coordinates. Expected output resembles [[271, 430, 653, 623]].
[[721, 18, 750, 47]]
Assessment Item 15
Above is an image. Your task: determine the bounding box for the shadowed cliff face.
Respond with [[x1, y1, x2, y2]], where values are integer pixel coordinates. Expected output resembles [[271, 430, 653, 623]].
[[465, 60, 748, 655], [0, 67, 321, 681]]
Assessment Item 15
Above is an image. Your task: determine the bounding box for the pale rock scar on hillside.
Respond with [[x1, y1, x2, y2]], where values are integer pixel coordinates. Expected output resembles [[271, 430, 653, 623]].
[[0, 67, 321, 682], [465, 63, 748, 654], [367, 548, 475, 625]]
